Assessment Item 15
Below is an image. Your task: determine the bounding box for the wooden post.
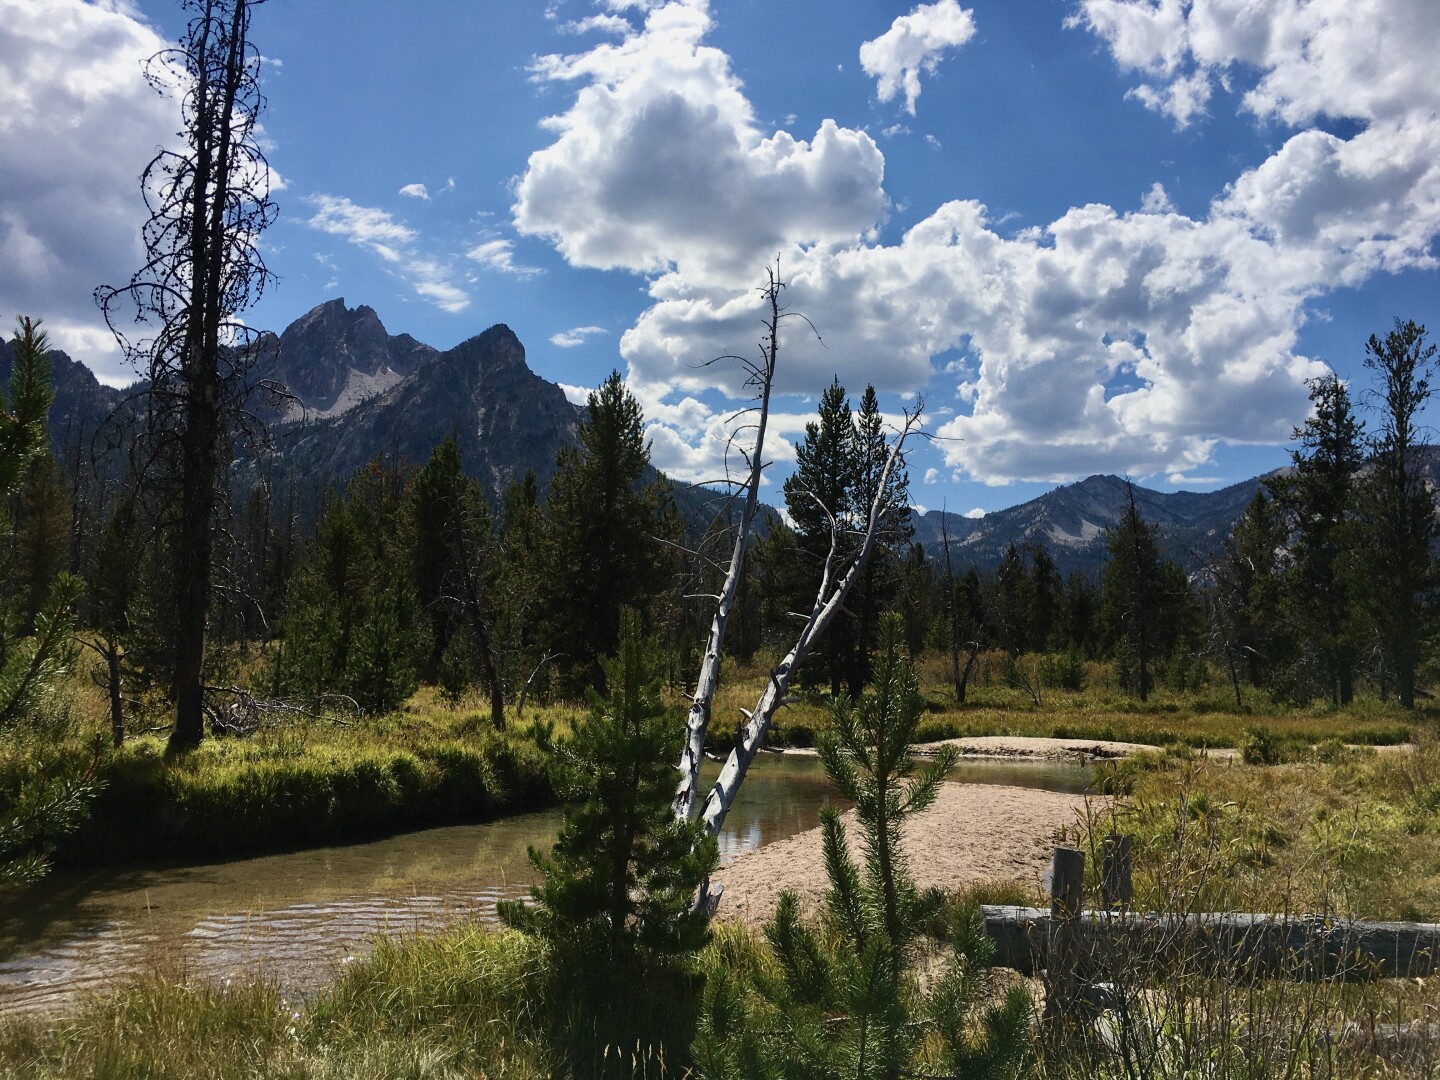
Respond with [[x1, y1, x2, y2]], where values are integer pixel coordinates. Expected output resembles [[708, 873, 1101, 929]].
[[1102, 833, 1133, 909], [1044, 846, 1085, 1033]]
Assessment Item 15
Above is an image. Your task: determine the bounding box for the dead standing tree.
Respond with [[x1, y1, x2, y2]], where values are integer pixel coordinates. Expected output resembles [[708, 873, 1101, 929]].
[[672, 268, 785, 824], [96, 0, 276, 753], [668, 270, 922, 912]]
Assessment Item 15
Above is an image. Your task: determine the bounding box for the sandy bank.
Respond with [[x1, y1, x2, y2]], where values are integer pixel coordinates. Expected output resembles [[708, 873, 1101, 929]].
[[910, 735, 1156, 760], [715, 781, 1097, 925]]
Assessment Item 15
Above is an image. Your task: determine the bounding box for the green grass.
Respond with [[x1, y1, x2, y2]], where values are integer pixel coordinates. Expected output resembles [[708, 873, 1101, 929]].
[[712, 648, 1422, 754], [8, 644, 1427, 870]]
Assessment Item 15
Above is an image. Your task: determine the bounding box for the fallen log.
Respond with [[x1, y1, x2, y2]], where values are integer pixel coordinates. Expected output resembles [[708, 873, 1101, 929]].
[[981, 905, 1440, 981]]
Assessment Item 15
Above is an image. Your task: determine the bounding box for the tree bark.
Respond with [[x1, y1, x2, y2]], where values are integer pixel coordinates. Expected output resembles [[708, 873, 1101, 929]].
[[673, 270, 780, 823], [697, 407, 921, 844]]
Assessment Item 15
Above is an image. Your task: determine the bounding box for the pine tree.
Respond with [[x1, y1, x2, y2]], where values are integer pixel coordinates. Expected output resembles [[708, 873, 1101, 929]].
[[499, 609, 716, 959], [845, 386, 912, 694], [784, 380, 912, 696], [411, 437, 505, 726], [282, 455, 427, 712], [992, 543, 1032, 656], [693, 616, 1031, 1079], [785, 378, 856, 695], [1214, 490, 1289, 691], [540, 372, 676, 694], [1028, 544, 1061, 654], [1357, 319, 1437, 708], [1103, 483, 1163, 701], [0, 318, 95, 885], [1267, 373, 1364, 704]]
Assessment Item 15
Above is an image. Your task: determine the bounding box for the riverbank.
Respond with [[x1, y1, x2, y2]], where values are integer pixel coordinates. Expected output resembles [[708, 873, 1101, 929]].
[[43, 711, 562, 867], [715, 781, 1093, 924]]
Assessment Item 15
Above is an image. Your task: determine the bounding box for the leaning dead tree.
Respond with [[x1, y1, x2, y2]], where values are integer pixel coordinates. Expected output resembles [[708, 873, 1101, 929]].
[[696, 404, 920, 848], [672, 268, 785, 823], [670, 266, 923, 914]]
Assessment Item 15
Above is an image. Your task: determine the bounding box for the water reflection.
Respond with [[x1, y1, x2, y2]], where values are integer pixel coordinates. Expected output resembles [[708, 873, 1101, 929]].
[[0, 754, 1089, 1013]]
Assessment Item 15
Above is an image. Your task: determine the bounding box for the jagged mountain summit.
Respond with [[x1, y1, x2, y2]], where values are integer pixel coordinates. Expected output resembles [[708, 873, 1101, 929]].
[[270, 312, 579, 500], [270, 298, 437, 420]]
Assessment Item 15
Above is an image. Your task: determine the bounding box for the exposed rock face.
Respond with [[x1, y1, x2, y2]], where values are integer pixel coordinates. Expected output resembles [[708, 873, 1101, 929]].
[[274, 323, 580, 501], [273, 298, 436, 418]]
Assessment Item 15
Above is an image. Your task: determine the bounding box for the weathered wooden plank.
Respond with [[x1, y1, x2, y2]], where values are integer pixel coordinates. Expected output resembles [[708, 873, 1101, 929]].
[[980, 906, 1440, 981]]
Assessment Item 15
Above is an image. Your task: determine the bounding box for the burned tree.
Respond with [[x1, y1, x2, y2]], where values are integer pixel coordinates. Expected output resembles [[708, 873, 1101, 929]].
[[96, 0, 277, 753]]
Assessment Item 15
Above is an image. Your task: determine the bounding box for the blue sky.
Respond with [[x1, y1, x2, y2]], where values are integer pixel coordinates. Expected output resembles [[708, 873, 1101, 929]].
[[3, 0, 1438, 516]]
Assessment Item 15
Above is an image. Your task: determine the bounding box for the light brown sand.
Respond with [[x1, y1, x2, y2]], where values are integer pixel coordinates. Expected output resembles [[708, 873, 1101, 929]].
[[715, 782, 1097, 925], [910, 735, 1156, 760]]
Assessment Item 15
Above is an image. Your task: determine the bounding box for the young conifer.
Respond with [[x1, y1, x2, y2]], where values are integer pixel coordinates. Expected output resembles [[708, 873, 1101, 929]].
[[695, 614, 1031, 1079]]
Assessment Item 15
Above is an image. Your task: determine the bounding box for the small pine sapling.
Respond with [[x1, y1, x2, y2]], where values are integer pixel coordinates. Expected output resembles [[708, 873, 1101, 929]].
[[498, 607, 717, 964], [694, 614, 1032, 1079]]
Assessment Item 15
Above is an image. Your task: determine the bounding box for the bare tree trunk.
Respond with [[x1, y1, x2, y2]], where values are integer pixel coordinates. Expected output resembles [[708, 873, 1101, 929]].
[[697, 407, 921, 846], [672, 269, 782, 822], [957, 640, 980, 704]]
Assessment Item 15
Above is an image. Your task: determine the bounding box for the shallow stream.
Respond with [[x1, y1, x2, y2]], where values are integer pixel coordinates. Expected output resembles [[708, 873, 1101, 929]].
[[0, 754, 1091, 1014]]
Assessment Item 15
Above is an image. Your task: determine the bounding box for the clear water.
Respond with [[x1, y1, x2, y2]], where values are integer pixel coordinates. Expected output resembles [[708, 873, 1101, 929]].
[[0, 754, 1090, 1014]]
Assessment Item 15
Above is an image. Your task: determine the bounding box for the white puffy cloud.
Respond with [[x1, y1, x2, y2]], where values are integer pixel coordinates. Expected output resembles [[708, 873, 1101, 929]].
[[514, 0, 886, 287], [1073, 0, 1440, 129], [0, 0, 176, 381], [964, 507, 986, 519], [859, 0, 977, 115], [515, 0, 1440, 487], [398, 182, 430, 200], [550, 325, 608, 348]]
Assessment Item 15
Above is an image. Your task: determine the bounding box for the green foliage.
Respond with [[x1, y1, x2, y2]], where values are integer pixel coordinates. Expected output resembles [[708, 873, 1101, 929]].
[[501, 610, 716, 962], [281, 456, 428, 712], [1238, 724, 1282, 765], [695, 615, 1031, 1079], [1356, 318, 1438, 709], [1266, 372, 1365, 705], [498, 610, 716, 1074], [781, 379, 912, 695], [0, 317, 54, 501], [538, 372, 678, 695]]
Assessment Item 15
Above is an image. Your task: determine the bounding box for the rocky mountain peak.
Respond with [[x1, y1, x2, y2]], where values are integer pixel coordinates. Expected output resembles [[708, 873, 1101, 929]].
[[273, 299, 437, 419]]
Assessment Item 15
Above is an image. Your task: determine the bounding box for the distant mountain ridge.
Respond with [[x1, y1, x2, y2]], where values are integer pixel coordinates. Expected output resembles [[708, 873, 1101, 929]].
[[264, 315, 580, 500], [13, 299, 1436, 574], [911, 473, 1274, 574]]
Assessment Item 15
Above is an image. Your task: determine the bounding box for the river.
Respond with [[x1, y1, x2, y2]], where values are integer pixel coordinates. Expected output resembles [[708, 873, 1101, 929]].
[[0, 754, 1091, 1014]]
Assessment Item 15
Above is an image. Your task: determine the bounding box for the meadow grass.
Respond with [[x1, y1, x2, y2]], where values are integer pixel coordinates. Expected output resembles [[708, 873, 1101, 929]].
[[1088, 737, 1440, 921], [711, 648, 1421, 753], [10, 644, 1425, 869]]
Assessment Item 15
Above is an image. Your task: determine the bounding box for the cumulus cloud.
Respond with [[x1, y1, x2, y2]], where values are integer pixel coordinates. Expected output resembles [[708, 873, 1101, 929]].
[[964, 507, 986, 519], [514, 0, 886, 287], [0, 0, 176, 381], [859, 0, 977, 115], [550, 325, 608, 348], [307, 195, 471, 312], [1073, 0, 1440, 129], [515, 0, 1440, 487], [398, 182, 430, 200]]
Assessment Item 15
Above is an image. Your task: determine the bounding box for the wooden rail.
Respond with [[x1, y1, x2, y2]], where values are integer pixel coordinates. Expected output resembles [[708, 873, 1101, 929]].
[[987, 844, 1440, 985]]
